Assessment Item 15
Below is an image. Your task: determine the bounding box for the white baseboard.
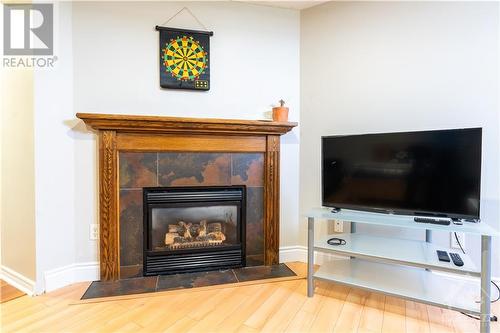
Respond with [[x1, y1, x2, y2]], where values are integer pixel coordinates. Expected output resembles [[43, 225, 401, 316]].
[[0, 265, 36, 296], [38, 251, 500, 293], [279, 245, 346, 265], [44, 261, 99, 292]]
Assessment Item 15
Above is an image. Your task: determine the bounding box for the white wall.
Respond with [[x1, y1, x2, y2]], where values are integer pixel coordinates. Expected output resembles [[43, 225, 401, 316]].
[[300, 1, 500, 277], [33, 2, 77, 292], [1, 1, 36, 290], [1, 65, 37, 285], [33, 1, 300, 290]]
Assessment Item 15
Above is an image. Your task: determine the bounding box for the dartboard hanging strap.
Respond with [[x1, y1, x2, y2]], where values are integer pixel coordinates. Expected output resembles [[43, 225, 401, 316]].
[[155, 7, 214, 36]]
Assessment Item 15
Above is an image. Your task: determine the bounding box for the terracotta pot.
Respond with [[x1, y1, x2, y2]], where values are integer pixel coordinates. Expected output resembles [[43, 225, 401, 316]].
[[272, 107, 289, 122]]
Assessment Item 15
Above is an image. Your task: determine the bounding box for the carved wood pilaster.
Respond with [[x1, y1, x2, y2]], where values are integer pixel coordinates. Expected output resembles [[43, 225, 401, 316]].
[[98, 130, 119, 280], [264, 135, 281, 265]]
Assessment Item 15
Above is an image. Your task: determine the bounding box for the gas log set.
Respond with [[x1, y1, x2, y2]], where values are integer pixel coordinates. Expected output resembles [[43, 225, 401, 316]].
[[162, 220, 227, 250]]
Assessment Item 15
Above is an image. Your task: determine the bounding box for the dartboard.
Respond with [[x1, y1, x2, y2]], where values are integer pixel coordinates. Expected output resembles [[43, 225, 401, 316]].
[[162, 36, 207, 81]]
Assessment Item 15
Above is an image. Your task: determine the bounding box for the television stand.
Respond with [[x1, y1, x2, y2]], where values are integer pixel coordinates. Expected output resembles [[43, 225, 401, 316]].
[[305, 208, 499, 333], [330, 207, 341, 213]]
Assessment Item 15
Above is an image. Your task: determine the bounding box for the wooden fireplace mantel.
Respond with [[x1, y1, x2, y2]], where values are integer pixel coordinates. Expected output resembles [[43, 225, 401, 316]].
[[76, 113, 297, 135], [77, 113, 297, 281]]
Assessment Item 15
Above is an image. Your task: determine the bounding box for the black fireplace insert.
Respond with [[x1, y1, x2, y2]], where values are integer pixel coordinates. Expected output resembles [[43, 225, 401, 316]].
[[143, 186, 246, 276]]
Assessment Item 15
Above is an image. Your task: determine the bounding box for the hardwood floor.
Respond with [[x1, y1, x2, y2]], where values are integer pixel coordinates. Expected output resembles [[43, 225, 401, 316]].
[[1, 263, 498, 332], [0, 280, 25, 303]]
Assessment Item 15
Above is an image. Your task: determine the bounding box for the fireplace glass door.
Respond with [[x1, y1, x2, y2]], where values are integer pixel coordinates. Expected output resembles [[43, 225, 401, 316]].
[[143, 186, 245, 275], [151, 205, 239, 251]]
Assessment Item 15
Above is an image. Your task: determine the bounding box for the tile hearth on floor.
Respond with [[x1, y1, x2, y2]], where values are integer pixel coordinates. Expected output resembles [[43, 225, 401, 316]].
[[81, 263, 296, 300]]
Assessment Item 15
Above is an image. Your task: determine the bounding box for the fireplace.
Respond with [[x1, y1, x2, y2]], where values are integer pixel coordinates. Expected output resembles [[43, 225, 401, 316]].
[[143, 186, 246, 275], [77, 113, 296, 281]]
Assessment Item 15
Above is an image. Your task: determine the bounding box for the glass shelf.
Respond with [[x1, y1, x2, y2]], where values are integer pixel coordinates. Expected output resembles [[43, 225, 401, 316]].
[[306, 208, 500, 237], [314, 259, 481, 315], [315, 233, 479, 276]]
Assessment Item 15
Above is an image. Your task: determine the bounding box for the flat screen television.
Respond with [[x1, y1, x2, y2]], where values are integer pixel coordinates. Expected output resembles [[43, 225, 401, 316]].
[[322, 128, 482, 220]]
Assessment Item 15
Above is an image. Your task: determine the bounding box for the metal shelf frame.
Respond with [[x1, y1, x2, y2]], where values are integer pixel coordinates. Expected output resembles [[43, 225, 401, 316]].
[[306, 208, 498, 333]]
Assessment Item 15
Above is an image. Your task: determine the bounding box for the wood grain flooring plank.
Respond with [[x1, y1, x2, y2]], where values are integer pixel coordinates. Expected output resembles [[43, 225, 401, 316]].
[[333, 288, 369, 333], [214, 283, 276, 333], [260, 279, 308, 333], [0, 281, 25, 303], [382, 295, 406, 333], [243, 280, 301, 330], [426, 305, 455, 333], [308, 283, 350, 333], [358, 292, 385, 333]]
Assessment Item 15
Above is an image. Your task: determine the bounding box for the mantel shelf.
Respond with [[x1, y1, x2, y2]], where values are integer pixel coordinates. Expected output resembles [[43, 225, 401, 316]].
[[76, 113, 297, 135]]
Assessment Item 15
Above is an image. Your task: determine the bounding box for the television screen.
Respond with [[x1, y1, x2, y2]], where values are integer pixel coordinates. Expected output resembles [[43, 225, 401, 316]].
[[322, 128, 482, 219]]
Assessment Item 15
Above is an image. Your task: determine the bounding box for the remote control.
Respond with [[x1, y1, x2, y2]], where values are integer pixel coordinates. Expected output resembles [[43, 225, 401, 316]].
[[450, 253, 464, 267], [414, 217, 451, 225], [436, 250, 450, 262]]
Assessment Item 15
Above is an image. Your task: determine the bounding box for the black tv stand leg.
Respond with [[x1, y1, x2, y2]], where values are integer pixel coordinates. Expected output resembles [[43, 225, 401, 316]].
[[331, 207, 341, 213]]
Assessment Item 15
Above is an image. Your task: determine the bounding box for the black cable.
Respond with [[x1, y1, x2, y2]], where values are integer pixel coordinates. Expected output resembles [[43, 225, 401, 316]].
[[327, 237, 346, 246], [460, 312, 498, 322], [491, 280, 500, 303], [454, 232, 466, 255], [460, 312, 479, 320]]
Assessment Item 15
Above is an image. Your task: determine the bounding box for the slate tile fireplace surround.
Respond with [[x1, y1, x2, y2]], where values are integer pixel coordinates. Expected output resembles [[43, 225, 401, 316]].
[[120, 153, 262, 278], [77, 113, 297, 281]]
